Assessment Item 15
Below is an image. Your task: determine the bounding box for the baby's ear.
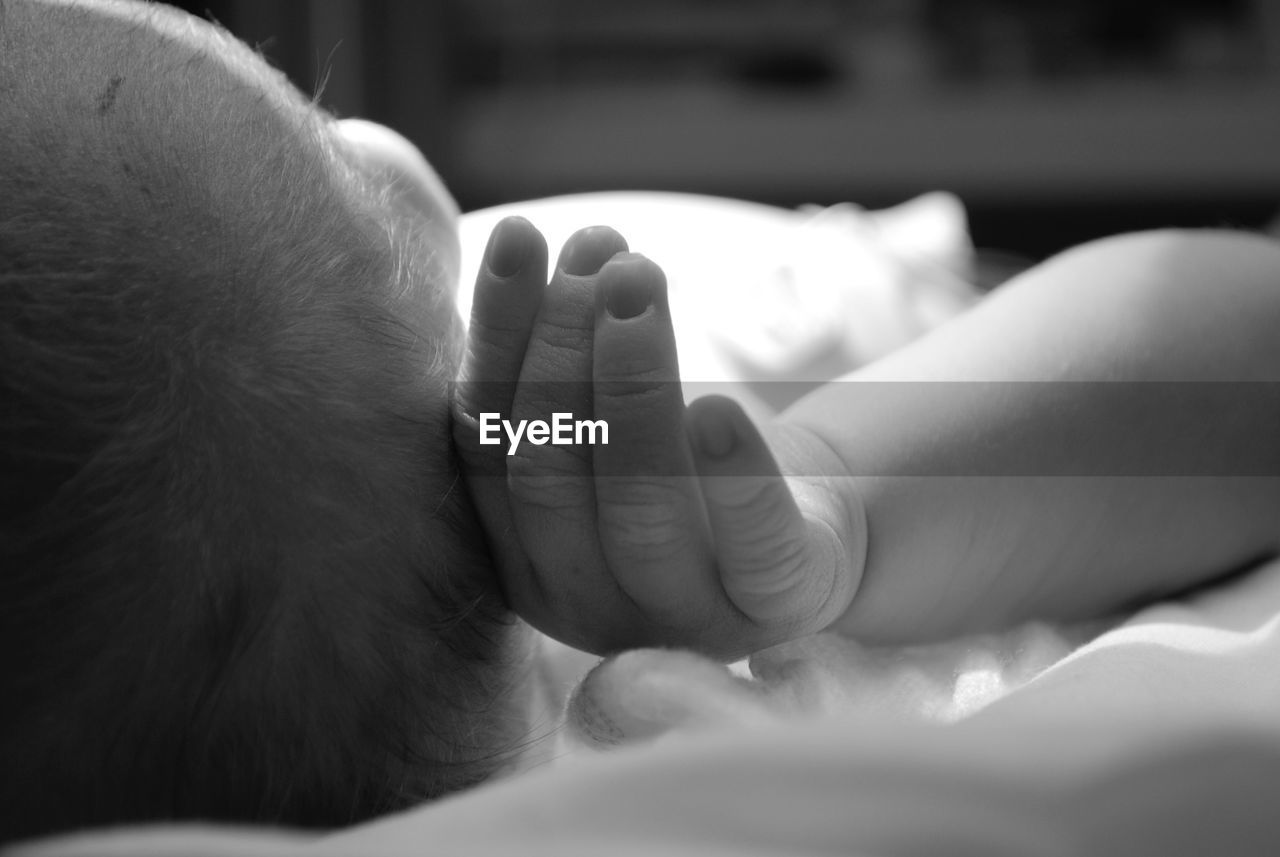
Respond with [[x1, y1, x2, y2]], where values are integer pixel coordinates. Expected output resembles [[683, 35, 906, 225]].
[[864, 191, 973, 279]]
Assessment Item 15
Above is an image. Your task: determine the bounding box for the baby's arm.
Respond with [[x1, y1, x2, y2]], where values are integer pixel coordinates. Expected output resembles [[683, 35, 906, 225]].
[[783, 228, 1280, 641], [454, 221, 1280, 656]]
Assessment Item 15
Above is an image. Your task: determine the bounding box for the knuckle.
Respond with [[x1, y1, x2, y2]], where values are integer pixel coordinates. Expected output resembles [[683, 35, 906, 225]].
[[598, 480, 697, 551], [715, 479, 795, 534], [722, 537, 814, 614], [507, 470, 590, 512], [599, 475, 691, 510], [742, 533, 810, 578], [531, 322, 592, 357], [520, 341, 592, 390]]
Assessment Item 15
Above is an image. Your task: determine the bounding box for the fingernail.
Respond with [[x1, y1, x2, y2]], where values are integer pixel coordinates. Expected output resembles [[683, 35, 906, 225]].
[[692, 404, 737, 459], [604, 256, 652, 320], [560, 227, 625, 276], [485, 218, 530, 278]]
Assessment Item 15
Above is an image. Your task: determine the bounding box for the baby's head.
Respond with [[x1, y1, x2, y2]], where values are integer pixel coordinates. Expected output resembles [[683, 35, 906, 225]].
[[1, 0, 536, 844]]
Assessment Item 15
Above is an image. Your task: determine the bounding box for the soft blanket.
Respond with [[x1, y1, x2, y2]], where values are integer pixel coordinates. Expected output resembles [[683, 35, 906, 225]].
[[24, 558, 1280, 857]]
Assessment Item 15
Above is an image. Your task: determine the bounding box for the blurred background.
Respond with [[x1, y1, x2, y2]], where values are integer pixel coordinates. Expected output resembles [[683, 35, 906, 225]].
[[166, 0, 1280, 259]]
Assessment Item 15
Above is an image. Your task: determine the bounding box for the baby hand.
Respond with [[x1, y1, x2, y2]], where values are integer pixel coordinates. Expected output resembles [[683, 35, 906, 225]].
[[452, 218, 864, 660]]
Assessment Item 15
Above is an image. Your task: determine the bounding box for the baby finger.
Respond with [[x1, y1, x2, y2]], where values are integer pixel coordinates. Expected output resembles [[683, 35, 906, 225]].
[[688, 396, 857, 640]]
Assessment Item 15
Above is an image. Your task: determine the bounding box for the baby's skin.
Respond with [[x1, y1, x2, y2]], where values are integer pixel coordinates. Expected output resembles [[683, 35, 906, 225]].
[[453, 221, 856, 659], [454, 218, 1280, 660]]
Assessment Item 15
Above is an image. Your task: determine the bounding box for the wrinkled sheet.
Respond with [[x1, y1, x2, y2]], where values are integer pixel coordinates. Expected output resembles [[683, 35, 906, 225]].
[[23, 558, 1280, 857], [458, 191, 980, 417]]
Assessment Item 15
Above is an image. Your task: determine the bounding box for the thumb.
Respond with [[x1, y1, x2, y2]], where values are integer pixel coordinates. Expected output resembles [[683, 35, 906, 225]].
[[686, 396, 863, 635]]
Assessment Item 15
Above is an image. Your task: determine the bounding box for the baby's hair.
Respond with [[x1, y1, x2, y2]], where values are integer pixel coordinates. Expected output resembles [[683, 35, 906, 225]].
[[0, 0, 527, 845]]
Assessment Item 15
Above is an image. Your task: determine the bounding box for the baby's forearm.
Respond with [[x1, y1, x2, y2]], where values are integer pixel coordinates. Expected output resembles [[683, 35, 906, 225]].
[[779, 230, 1280, 641]]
